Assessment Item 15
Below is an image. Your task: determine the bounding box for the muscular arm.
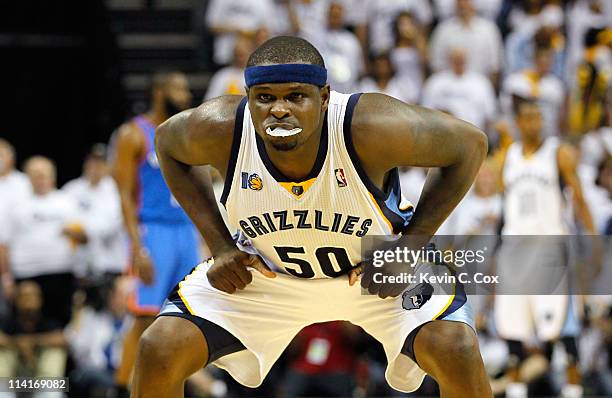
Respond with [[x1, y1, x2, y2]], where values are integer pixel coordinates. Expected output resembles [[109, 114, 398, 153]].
[[353, 93, 488, 238], [155, 96, 241, 254], [112, 123, 145, 249], [557, 143, 596, 234]]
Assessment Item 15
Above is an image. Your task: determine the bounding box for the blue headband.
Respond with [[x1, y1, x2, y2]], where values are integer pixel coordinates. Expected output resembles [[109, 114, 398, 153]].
[[244, 64, 327, 87]]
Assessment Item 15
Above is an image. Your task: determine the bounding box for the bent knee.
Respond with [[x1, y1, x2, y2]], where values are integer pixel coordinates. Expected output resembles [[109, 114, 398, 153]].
[[136, 317, 207, 377], [416, 321, 481, 367], [136, 326, 177, 375]]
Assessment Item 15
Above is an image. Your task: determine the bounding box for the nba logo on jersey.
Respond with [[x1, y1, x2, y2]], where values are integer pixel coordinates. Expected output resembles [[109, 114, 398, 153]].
[[335, 168, 347, 187], [402, 283, 434, 310], [241, 172, 263, 191]]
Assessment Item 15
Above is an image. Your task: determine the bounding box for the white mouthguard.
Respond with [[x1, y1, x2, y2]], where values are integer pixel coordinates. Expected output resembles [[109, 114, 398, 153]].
[[265, 127, 302, 137]]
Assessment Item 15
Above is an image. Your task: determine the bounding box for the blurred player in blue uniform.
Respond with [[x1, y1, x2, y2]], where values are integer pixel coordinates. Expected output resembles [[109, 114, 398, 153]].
[[111, 71, 199, 391]]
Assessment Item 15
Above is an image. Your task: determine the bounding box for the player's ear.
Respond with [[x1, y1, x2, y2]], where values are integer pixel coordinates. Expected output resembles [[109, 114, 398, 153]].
[[320, 84, 331, 112]]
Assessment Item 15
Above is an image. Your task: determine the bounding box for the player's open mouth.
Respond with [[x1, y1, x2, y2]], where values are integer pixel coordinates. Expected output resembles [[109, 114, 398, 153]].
[[265, 126, 302, 137]]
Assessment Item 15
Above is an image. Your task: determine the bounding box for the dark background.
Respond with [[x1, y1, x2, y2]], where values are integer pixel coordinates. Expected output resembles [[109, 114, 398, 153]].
[[1, 0, 212, 185], [1, 1, 126, 184]]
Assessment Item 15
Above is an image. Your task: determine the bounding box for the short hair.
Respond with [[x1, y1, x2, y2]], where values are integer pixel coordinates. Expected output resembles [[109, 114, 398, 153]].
[[246, 36, 325, 68], [512, 95, 539, 116]]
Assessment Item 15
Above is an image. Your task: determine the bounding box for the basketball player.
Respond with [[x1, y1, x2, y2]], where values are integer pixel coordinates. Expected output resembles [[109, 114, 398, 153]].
[[495, 97, 597, 398], [112, 72, 201, 391], [132, 37, 492, 398]]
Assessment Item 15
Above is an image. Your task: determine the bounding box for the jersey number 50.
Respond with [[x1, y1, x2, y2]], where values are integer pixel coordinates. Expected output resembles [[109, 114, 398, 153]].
[[273, 246, 353, 278]]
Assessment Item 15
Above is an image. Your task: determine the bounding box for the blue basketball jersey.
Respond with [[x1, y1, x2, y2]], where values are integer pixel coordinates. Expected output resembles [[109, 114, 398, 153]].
[[134, 116, 191, 224]]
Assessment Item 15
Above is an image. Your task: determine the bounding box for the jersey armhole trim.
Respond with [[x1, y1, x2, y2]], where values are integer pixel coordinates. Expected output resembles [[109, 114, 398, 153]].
[[342, 93, 413, 234], [133, 116, 151, 165], [220, 97, 247, 206], [342, 93, 387, 201]]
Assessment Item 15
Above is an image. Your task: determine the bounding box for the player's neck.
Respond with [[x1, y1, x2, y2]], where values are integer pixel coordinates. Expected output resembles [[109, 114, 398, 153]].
[[522, 137, 544, 156], [264, 124, 324, 181], [145, 109, 168, 126]]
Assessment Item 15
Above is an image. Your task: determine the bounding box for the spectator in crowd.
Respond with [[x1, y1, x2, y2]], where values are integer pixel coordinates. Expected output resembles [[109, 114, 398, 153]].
[[62, 144, 127, 281], [453, 159, 502, 236], [568, 27, 611, 135], [506, 21, 566, 79], [66, 277, 132, 398], [390, 11, 428, 97], [283, 322, 360, 397], [566, 0, 611, 85], [0, 281, 67, 383], [360, 52, 420, 103], [307, 1, 364, 94], [502, 45, 566, 137], [0, 139, 30, 206], [505, 0, 563, 36], [429, 0, 503, 84], [596, 154, 612, 234], [422, 48, 497, 132], [206, 0, 276, 65], [434, 0, 503, 21], [0, 139, 28, 310], [335, 0, 367, 29], [283, 0, 330, 42], [358, 0, 432, 56], [204, 34, 253, 100], [0, 156, 85, 327]]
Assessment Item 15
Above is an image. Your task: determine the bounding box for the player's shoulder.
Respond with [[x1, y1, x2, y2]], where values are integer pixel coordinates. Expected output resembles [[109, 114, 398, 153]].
[[189, 95, 244, 136], [115, 118, 145, 148], [350, 92, 411, 139], [190, 95, 244, 127], [348, 92, 415, 168]]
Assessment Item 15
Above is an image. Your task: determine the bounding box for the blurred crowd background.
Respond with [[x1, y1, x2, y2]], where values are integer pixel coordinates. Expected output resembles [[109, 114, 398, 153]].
[[0, 0, 611, 397]]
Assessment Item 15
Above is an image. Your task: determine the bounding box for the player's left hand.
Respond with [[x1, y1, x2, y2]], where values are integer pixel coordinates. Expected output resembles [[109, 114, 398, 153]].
[[348, 260, 409, 299]]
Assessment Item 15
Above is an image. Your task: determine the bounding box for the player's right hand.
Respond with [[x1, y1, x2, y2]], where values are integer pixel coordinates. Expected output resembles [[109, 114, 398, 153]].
[[207, 250, 276, 294], [133, 247, 155, 285]]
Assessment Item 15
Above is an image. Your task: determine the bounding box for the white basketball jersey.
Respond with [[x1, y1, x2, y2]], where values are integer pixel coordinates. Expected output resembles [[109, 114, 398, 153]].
[[221, 91, 414, 279], [502, 137, 567, 235]]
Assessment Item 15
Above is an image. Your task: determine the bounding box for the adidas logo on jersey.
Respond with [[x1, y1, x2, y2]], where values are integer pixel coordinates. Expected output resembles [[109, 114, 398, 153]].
[[241, 172, 263, 191], [335, 168, 347, 187]]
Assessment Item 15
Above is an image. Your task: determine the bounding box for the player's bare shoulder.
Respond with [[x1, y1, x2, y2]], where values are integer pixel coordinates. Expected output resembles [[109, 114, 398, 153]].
[[349, 92, 487, 171], [157, 95, 244, 173], [116, 118, 145, 147], [188, 95, 244, 141], [349, 93, 420, 172]]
